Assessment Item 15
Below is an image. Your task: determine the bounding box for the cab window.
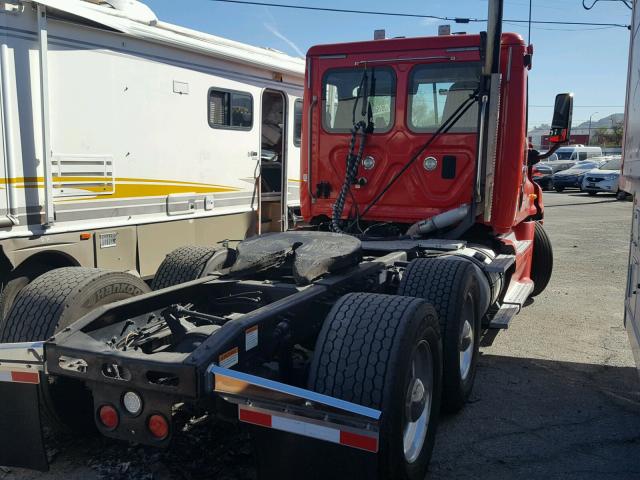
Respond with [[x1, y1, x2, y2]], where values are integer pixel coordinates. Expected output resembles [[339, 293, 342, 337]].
[[408, 63, 481, 132], [293, 99, 303, 146], [322, 67, 395, 133]]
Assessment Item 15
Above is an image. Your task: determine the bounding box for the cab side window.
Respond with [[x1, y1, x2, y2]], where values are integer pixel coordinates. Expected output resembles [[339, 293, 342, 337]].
[[293, 99, 303, 147], [578, 152, 588, 160]]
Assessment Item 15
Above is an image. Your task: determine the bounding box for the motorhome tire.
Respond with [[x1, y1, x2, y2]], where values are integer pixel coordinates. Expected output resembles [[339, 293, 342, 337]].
[[617, 190, 628, 201], [0, 262, 48, 332], [0, 268, 151, 432], [588, 191, 597, 196], [398, 257, 481, 413], [308, 293, 442, 480], [152, 245, 234, 290], [554, 186, 564, 192], [531, 221, 553, 297]]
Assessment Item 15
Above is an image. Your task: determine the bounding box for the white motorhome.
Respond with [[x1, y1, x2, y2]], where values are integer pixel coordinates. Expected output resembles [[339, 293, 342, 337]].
[[0, 0, 304, 312]]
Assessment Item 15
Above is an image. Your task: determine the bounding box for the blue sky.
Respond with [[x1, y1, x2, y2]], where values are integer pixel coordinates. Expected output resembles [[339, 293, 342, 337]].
[[145, 0, 632, 128]]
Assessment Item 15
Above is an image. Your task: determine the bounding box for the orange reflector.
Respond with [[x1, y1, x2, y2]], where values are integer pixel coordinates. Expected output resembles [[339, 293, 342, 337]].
[[80, 233, 91, 240], [529, 194, 538, 201], [98, 404, 119, 430], [148, 414, 169, 440]]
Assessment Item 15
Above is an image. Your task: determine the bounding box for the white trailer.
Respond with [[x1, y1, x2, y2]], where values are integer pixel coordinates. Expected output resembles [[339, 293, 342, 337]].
[[622, 0, 640, 374], [0, 0, 304, 316]]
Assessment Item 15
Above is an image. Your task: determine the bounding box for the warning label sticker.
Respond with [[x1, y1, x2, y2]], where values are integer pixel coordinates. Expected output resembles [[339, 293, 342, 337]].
[[219, 347, 239, 368], [245, 325, 259, 351]]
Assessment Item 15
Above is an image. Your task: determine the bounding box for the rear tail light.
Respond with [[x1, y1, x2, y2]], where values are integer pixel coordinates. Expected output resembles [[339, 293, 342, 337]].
[[148, 414, 169, 440], [98, 404, 119, 430]]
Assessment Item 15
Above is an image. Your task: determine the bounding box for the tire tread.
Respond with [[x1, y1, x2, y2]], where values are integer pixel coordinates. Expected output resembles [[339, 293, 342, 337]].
[[151, 246, 219, 290]]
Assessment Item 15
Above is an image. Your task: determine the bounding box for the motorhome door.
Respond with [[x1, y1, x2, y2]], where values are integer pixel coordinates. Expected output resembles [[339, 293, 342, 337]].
[[260, 89, 287, 232]]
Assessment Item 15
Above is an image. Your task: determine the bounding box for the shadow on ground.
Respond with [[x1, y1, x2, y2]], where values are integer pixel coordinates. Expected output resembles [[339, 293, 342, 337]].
[[430, 354, 640, 480]]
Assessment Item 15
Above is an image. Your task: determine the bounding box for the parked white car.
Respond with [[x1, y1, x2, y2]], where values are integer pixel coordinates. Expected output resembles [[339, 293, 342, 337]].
[[581, 157, 623, 196]]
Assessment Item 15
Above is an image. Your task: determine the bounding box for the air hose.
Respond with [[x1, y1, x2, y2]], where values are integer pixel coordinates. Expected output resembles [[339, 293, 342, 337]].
[[331, 120, 367, 233]]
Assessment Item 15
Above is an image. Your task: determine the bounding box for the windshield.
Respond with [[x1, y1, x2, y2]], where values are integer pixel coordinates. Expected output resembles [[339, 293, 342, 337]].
[[555, 151, 575, 160], [571, 162, 600, 171], [323, 67, 396, 133], [599, 159, 622, 170]]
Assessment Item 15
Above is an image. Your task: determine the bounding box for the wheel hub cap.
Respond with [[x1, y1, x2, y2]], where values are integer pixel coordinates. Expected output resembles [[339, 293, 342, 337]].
[[459, 295, 475, 381], [408, 378, 426, 421], [403, 341, 433, 464]]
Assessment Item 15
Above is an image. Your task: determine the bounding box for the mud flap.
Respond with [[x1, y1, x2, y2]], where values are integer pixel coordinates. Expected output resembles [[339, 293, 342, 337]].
[[252, 428, 378, 480], [0, 380, 48, 471], [0, 341, 48, 471]]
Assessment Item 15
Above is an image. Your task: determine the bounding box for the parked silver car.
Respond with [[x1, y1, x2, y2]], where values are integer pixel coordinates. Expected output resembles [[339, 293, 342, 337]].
[[581, 157, 623, 196], [552, 159, 605, 192]]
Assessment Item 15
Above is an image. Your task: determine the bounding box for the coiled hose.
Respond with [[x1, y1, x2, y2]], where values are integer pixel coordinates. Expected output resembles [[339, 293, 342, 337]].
[[331, 121, 367, 233]]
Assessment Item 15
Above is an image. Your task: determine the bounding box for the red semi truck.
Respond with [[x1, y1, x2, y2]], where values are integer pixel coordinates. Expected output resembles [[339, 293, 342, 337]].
[[0, 1, 573, 478]]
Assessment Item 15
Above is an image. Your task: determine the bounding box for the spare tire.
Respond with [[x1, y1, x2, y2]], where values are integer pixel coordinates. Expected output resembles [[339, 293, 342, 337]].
[[0, 267, 151, 432], [152, 245, 234, 290]]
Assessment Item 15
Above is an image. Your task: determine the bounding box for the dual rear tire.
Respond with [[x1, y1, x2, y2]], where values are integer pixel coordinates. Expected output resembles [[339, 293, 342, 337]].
[[306, 257, 488, 477], [309, 293, 442, 479], [398, 257, 482, 413]]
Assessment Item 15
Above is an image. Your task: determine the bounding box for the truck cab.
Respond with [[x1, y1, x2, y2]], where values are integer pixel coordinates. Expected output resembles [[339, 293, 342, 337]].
[[301, 32, 538, 235]]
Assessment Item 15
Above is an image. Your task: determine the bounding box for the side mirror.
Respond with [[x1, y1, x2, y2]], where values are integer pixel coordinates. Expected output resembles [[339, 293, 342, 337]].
[[548, 93, 573, 144]]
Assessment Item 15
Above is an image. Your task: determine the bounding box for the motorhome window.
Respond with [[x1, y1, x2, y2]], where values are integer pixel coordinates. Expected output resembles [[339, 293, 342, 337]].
[[293, 99, 303, 146], [208, 89, 253, 129], [322, 67, 395, 133], [408, 63, 481, 133]]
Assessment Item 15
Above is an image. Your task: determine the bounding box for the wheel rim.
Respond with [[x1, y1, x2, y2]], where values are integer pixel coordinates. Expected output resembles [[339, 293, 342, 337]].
[[459, 293, 475, 382], [403, 340, 433, 464]]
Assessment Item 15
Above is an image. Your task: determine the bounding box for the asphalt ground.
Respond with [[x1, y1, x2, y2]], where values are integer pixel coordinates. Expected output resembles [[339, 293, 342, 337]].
[[3, 190, 640, 480], [429, 191, 640, 480]]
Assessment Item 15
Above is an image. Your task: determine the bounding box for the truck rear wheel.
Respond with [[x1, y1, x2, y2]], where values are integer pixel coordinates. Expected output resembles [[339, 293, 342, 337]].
[[308, 293, 442, 480], [151, 245, 234, 290], [0, 267, 150, 432], [531, 221, 553, 297], [398, 257, 481, 413]]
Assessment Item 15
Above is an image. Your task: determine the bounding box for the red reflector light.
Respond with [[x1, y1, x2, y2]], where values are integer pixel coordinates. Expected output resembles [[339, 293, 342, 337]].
[[98, 405, 119, 430], [148, 414, 169, 440], [339, 430, 379, 453]]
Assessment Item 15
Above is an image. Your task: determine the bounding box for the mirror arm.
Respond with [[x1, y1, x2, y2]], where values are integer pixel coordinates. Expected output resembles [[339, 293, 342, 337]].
[[528, 142, 562, 166], [536, 142, 562, 161]]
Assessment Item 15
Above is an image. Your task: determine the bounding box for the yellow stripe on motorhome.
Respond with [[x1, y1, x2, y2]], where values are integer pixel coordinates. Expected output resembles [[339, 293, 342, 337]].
[[64, 183, 236, 198], [1, 177, 241, 194]]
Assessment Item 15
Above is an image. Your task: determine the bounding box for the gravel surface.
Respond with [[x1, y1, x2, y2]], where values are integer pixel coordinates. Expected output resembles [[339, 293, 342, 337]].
[[2, 191, 639, 480]]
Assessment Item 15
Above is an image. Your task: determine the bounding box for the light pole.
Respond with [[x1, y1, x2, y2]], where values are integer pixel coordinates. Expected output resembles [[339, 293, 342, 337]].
[[588, 112, 599, 146]]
